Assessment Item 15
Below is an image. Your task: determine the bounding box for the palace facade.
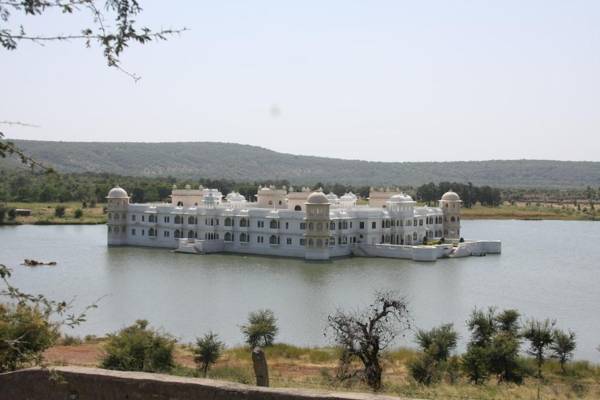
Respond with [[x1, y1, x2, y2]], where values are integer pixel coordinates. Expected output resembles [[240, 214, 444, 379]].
[[106, 185, 465, 260]]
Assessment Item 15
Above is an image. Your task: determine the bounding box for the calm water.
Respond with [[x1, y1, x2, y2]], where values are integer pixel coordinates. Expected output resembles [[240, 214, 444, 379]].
[[1, 221, 599, 361]]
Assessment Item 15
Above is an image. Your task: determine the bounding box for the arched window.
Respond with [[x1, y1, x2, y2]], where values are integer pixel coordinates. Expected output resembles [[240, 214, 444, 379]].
[[175, 215, 182, 224], [308, 222, 314, 230], [188, 216, 196, 224], [225, 217, 232, 226], [225, 232, 232, 241], [450, 216, 455, 222], [270, 219, 279, 229], [177, 201, 183, 207], [240, 218, 248, 227], [240, 232, 248, 242], [413, 232, 418, 241], [149, 228, 156, 236], [308, 238, 314, 247], [269, 235, 278, 245], [188, 230, 194, 239], [294, 205, 302, 211], [174, 229, 181, 239]]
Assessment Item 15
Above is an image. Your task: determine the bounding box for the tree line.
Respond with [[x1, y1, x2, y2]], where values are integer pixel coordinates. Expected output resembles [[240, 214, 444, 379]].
[[416, 182, 502, 207]]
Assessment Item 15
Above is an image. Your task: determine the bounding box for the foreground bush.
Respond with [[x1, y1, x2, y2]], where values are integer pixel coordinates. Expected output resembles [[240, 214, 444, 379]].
[[0, 303, 59, 372], [101, 320, 175, 373]]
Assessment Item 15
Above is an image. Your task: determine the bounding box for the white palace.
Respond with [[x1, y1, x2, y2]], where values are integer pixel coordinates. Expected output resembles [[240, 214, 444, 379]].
[[106, 185, 500, 261]]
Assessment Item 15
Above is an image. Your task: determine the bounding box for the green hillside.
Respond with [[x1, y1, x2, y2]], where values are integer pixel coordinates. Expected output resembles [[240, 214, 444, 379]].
[[3, 140, 600, 188]]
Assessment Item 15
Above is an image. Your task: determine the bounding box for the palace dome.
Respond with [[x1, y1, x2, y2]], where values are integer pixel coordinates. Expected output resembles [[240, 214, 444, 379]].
[[340, 192, 357, 201], [306, 191, 329, 204], [107, 186, 128, 199], [441, 190, 460, 201], [389, 193, 413, 203], [325, 192, 339, 201]]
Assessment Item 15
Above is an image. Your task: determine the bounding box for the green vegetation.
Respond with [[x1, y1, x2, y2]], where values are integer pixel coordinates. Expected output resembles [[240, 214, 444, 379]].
[[240, 309, 279, 348], [101, 319, 176, 373], [0, 303, 59, 372], [4, 140, 600, 188], [193, 331, 224, 377], [409, 324, 459, 385], [1, 202, 106, 225]]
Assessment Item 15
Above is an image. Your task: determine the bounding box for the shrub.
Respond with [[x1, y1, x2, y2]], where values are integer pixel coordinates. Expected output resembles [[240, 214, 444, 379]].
[[193, 331, 224, 377], [410, 323, 458, 385], [61, 334, 83, 346], [74, 208, 83, 218], [551, 329, 576, 374], [54, 205, 65, 218], [100, 320, 175, 373], [522, 318, 555, 379], [0, 303, 59, 372], [0, 208, 5, 223], [7, 208, 16, 221], [240, 309, 278, 348]]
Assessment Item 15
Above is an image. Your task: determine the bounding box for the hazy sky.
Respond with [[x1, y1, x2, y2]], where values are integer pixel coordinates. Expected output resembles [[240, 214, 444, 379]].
[[2, 1, 599, 162]]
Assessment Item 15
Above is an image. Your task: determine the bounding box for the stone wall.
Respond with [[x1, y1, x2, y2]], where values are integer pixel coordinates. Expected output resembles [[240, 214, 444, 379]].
[[0, 366, 412, 400]]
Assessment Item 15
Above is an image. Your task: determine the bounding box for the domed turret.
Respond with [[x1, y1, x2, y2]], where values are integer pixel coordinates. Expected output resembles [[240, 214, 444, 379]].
[[107, 186, 128, 199], [106, 186, 129, 246], [439, 189, 462, 241], [304, 190, 331, 260], [307, 191, 329, 204], [441, 190, 460, 201]]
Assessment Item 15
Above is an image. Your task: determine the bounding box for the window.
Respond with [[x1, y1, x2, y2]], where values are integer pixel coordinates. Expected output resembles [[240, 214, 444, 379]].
[[240, 232, 249, 242], [360, 221, 365, 229], [188, 230, 195, 239], [149, 228, 156, 237], [163, 231, 170, 238], [294, 205, 302, 211], [174, 215, 183, 224], [174, 229, 181, 239], [300, 222, 306, 230], [240, 218, 248, 227], [413, 220, 417, 227], [269, 235, 279, 245], [177, 201, 183, 207], [419, 219, 423, 226], [270, 219, 279, 229], [225, 232, 233, 242], [257, 236, 264, 243], [131, 228, 136, 235], [225, 217, 233, 226], [141, 229, 145, 236], [163, 216, 170, 223], [141, 215, 145, 222], [371, 221, 376, 229], [131, 215, 136, 222], [330, 222, 336, 230], [257, 220, 265, 228], [285, 222, 289, 229], [148, 215, 155, 223], [286, 238, 292, 245], [300, 238, 306, 246], [188, 216, 196, 224]]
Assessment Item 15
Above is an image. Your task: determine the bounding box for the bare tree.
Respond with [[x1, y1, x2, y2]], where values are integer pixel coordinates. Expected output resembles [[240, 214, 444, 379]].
[[0, 0, 186, 80], [1, 1, 185, 166], [326, 291, 410, 391]]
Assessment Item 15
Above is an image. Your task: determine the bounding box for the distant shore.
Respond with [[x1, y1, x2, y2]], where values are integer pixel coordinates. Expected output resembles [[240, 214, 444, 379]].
[[1, 202, 598, 226]]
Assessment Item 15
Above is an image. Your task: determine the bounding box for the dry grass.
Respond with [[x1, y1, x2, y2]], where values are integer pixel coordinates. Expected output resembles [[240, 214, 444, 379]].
[[42, 341, 600, 399], [4, 202, 107, 225]]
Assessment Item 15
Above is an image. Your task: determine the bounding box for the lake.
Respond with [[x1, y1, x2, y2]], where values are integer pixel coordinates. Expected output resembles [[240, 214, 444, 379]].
[[1, 220, 599, 361]]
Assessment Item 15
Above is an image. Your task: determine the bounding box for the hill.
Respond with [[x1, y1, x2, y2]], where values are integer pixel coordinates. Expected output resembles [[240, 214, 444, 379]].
[[3, 140, 600, 188]]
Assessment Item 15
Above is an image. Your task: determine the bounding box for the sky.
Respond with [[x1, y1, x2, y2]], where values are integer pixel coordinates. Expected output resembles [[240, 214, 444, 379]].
[[2, 0, 600, 162]]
